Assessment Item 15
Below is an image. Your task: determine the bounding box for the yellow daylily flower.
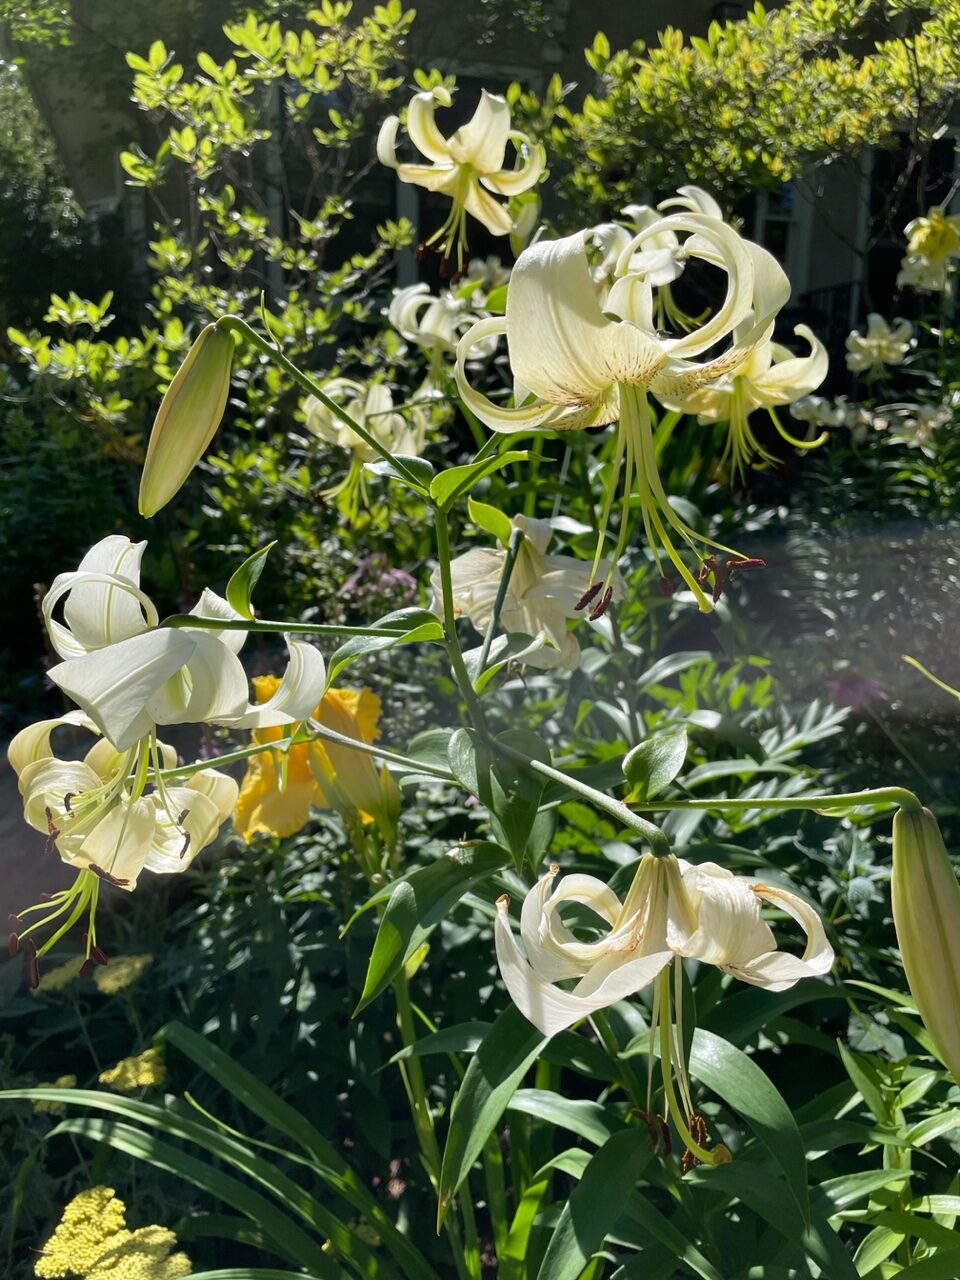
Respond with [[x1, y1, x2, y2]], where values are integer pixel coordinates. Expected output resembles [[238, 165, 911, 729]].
[[235, 677, 400, 842]]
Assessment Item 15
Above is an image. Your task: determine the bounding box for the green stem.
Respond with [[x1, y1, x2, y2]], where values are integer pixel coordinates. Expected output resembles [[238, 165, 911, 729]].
[[475, 526, 524, 680], [217, 316, 425, 489], [629, 786, 923, 816], [161, 615, 412, 637], [591, 1009, 647, 1111], [497, 742, 673, 855], [433, 506, 489, 734]]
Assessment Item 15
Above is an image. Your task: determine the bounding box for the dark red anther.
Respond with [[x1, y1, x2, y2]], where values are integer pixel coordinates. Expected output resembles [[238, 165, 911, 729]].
[[574, 581, 604, 612], [176, 809, 189, 826], [179, 831, 191, 859], [9, 933, 19, 957], [82, 933, 109, 966], [658, 576, 675, 597], [415, 241, 428, 261], [589, 586, 614, 621], [39, 892, 54, 901], [726, 556, 766, 581], [45, 806, 59, 837], [24, 939, 40, 990], [9, 913, 22, 928], [89, 864, 130, 888], [80, 958, 95, 979], [63, 792, 75, 813], [438, 255, 451, 279]]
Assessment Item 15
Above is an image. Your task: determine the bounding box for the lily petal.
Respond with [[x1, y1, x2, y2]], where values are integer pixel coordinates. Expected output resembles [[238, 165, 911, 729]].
[[751, 325, 829, 405], [405, 91, 454, 164], [480, 131, 544, 196], [447, 90, 510, 171], [224, 636, 327, 729], [8, 711, 98, 777]]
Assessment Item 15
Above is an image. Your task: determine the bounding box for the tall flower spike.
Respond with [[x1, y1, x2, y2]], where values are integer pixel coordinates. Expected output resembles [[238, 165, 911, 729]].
[[378, 87, 543, 269], [456, 212, 790, 609]]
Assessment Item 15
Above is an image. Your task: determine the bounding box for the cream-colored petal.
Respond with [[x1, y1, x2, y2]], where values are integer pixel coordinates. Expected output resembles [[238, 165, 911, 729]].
[[20, 758, 103, 830], [519, 870, 589, 981], [60, 537, 151, 652], [49, 630, 197, 751], [8, 711, 97, 778], [508, 231, 666, 404], [223, 636, 327, 729], [405, 92, 453, 164], [376, 114, 402, 169], [480, 132, 544, 196], [73, 797, 157, 888], [672, 862, 776, 966], [44, 567, 159, 662], [146, 632, 249, 727], [395, 162, 460, 196], [188, 588, 248, 654], [463, 181, 514, 237], [447, 90, 510, 171], [144, 787, 223, 873], [751, 324, 829, 406], [186, 767, 240, 823]]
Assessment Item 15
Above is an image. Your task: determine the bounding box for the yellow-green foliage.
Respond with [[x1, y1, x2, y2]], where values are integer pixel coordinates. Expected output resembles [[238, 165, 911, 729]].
[[532, 0, 960, 212]]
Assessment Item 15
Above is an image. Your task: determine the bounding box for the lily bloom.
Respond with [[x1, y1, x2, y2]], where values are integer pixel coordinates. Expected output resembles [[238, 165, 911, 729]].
[[42, 536, 327, 752], [456, 213, 790, 610], [661, 318, 829, 481], [897, 207, 960, 292], [845, 315, 913, 374], [8, 711, 237, 976], [496, 855, 833, 1163], [430, 515, 624, 669], [377, 88, 543, 267], [304, 380, 428, 518], [234, 678, 400, 844]]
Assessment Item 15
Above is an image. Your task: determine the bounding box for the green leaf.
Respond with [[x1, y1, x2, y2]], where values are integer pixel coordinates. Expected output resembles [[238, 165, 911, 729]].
[[186, 1272, 331, 1279], [355, 843, 511, 1011], [689, 1027, 810, 1226], [365, 454, 435, 491], [468, 496, 513, 545], [447, 728, 550, 869], [438, 1005, 546, 1227], [894, 1251, 960, 1279], [226, 541, 276, 620], [429, 450, 530, 509], [536, 1130, 654, 1280], [622, 728, 688, 801], [611, 1191, 725, 1280], [509, 1089, 624, 1146], [327, 607, 443, 683]]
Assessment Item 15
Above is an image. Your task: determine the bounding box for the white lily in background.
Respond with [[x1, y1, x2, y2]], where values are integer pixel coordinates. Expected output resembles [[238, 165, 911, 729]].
[[660, 318, 829, 481], [897, 207, 960, 292], [496, 855, 833, 1163], [377, 87, 543, 266], [430, 514, 624, 669], [621, 186, 724, 330], [8, 712, 238, 977], [460, 255, 510, 303], [388, 285, 497, 382], [304, 379, 428, 517], [845, 314, 914, 374], [42, 535, 327, 751], [456, 211, 790, 610]]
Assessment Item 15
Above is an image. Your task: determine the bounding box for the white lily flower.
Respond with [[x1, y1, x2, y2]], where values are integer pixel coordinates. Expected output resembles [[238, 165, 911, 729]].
[[377, 87, 543, 266], [42, 536, 327, 751], [8, 712, 238, 978], [620, 187, 725, 324], [388, 285, 497, 376], [460, 255, 510, 302], [845, 314, 914, 373], [790, 395, 849, 430], [661, 318, 829, 480], [430, 514, 624, 669], [496, 856, 833, 1038], [456, 214, 789, 610], [304, 379, 429, 518]]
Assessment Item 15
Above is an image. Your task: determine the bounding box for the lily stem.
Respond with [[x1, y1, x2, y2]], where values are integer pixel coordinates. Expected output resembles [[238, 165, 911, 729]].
[[629, 786, 923, 816], [217, 316, 425, 489], [476, 526, 524, 680], [433, 505, 489, 735]]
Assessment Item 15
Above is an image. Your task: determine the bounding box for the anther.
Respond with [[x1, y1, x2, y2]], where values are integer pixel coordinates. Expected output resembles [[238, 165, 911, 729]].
[[658, 576, 675, 597], [179, 831, 191, 859], [9, 932, 19, 957], [89, 864, 130, 888], [24, 938, 40, 990], [574, 582, 604, 612], [438, 255, 451, 279], [80, 958, 95, 979], [176, 809, 189, 826], [82, 933, 109, 966], [725, 556, 766, 582], [45, 806, 59, 837], [63, 792, 75, 813], [9, 913, 22, 929], [588, 586, 614, 621]]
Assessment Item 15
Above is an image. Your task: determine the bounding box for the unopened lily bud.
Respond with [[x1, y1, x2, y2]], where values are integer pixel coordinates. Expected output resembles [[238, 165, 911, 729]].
[[138, 321, 234, 517], [891, 806, 960, 1080]]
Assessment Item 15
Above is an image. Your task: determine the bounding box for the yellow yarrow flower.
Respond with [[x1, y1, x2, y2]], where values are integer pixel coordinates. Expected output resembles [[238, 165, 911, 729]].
[[35, 1187, 189, 1280], [99, 1046, 166, 1093], [33, 1075, 77, 1115], [33, 955, 86, 995], [234, 678, 400, 842], [93, 954, 153, 996], [35, 1186, 127, 1277]]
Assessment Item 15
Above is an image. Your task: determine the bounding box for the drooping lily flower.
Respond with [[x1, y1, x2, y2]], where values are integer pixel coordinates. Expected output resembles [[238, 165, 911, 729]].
[[42, 535, 327, 751], [430, 514, 624, 669], [845, 314, 914, 374], [897, 207, 960, 292], [388, 285, 497, 384], [456, 212, 790, 609], [8, 712, 237, 978], [620, 186, 723, 330], [660, 318, 829, 481], [377, 87, 543, 267], [496, 855, 833, 1163], [234, 678, 400, 845], [304, 379, 428, 518]]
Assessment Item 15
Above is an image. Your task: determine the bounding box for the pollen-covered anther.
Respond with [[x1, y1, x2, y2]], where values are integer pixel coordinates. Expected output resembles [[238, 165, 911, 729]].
[[179, 830, 191, 859], [697, 556, 725, 604], [89, 865, 130, 888], [588, 586, 614, 621], [633, 1108, 671, 1154], [682, 1113, 710, 1172], [574, 581, 604, 612]]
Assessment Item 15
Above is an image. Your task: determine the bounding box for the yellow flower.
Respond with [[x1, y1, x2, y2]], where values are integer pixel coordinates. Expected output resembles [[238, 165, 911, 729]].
[[32, 955, 86, 995], [235, 678, 400, 842], [93, 954, 153, 996], [34, 1187, 189, 1279], [35, 1186, 127, 1278], [33, 1075, 77, 1115], [99, 1046, 166, 1093]]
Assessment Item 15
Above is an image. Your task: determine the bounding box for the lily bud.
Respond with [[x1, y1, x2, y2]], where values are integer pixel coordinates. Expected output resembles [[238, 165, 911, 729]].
[[138, 322, 234, 517], [891, 806, 960, 1080]]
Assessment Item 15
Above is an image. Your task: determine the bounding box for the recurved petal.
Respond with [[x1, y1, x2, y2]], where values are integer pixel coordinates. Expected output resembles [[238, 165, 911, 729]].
[[376, 114, 402, 169], [447, 90, 510, 171], [185, 767, 240, 822], [508, 231, 667, 404], [405, 92, 453, 164], [20, 758, 102, 829], [224, 636, 327, 729], [481, 131, 544, 196], [60, 537, 151, 652], [144, 787, 224, 873], [394, 162, 460, 196], [187, 588, 248, 654], [49, 630, 198, 751], [751, 324, 829, 406], [146, 632, 250, 728], [8, 711, 98, 777], [672, 862, 776, 967]]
